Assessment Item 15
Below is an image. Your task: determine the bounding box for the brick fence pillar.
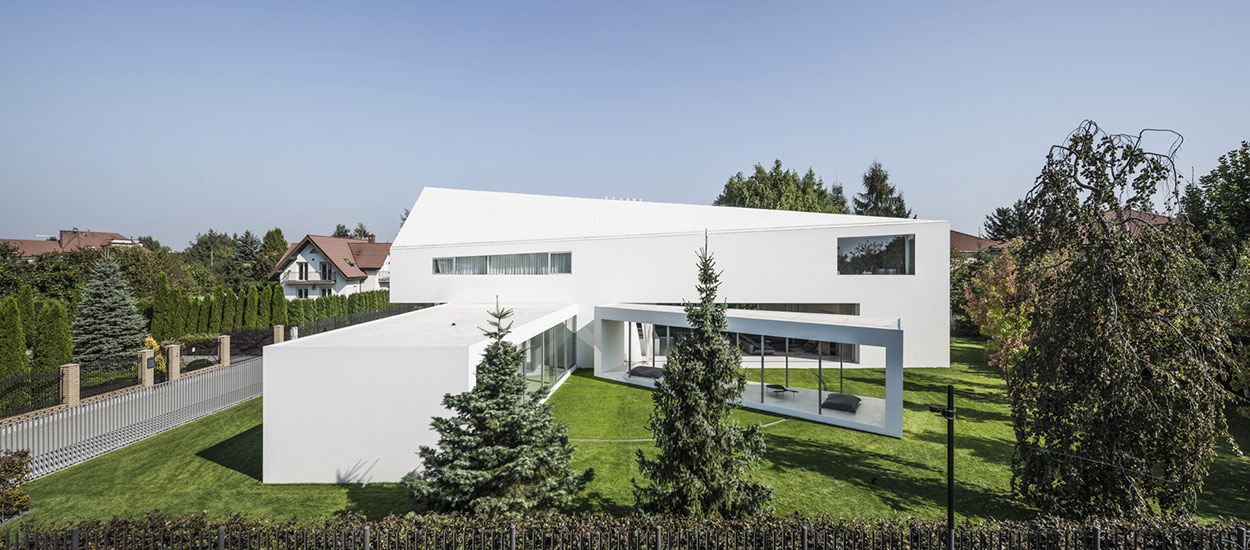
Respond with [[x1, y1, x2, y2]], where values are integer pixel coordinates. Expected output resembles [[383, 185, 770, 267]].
[[218, 335, 231, 367], [59, 363, 80, 406], [273, 324, 285, 344], [138, 349, 155, 387], [166, 344, 181, 381]]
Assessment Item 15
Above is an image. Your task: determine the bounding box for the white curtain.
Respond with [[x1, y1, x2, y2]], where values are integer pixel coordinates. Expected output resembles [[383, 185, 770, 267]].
[[487, 253, 549, 275], [550, 252, 572, 274]]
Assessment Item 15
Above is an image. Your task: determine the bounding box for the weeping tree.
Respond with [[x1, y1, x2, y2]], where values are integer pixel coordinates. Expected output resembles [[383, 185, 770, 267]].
[[403, 305, 590, 515], [1009, 121, 1237, 518], [633, 238, 772, 517]]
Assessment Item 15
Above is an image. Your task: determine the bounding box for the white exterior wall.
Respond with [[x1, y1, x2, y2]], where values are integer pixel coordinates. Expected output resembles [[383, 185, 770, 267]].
[[277, 242, 387, 300], [391, 222, 950, 368]]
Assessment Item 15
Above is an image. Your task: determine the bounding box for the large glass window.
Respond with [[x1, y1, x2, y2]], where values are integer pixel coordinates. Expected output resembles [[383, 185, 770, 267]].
[[433, 252, 573, 275], [521, 317, 577, 393], [837, 234, 915, 275]]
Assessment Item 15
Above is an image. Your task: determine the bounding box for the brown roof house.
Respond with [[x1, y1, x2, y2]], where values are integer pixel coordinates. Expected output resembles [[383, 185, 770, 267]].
[[949, 230, 1000, 256], [0, 229, 137, 259], [269, 234, 392, 299]]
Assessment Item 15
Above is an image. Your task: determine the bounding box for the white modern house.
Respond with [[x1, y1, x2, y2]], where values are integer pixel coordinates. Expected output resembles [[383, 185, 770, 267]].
[[263, 187, 950, 483], [269, 234, 392, 299]]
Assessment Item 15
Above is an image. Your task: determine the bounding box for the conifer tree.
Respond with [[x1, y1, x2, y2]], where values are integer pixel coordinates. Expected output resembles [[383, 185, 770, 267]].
[[31, 300, 72, 376], [633, 239, 772, 517], [233, 289, 246, 329], [271, 286, 288, 326], [14, 285, 35, 348], [150, 275, 172, 342], [207, 293, 221, 334], [852, 161, 912, 218], [0, 298, 29, 412], [187, 298, 201, 335], [258, 285, 272, 327], [71, 259, 147, 366], [170, 290, 186, 339], [221, 290, 237, 333], [243, 285, 260, 329], [404, 305, 591, 514], [288, 299, 304, 327], [197, 297, 211, 333]]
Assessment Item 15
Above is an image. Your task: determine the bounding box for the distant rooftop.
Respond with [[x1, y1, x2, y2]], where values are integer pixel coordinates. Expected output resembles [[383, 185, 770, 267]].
[[0, 229, 135, 257]]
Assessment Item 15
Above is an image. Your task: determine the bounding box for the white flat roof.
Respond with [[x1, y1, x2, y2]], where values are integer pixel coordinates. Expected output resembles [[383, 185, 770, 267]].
[[395, 187, 946, 248], [278, 303, 576, 348], [598, 303, 901, 331]]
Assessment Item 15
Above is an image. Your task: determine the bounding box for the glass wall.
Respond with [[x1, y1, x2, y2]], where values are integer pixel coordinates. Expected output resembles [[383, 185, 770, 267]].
[[837, 234, 915, 275], [433, 252, 573, 275], [521, 316, 577, 393]]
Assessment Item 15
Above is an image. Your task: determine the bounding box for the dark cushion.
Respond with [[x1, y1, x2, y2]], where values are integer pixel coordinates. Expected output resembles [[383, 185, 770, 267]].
[[628, 366, 665, 379], [821, 393, 861, 413]]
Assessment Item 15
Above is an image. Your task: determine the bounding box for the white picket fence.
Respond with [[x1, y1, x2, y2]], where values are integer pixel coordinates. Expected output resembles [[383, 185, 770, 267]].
[[0, 357, 263, 479]]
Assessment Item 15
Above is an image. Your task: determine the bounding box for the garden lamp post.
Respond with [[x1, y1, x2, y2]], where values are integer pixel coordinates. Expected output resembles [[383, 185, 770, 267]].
[[928, 384, 955, 548]]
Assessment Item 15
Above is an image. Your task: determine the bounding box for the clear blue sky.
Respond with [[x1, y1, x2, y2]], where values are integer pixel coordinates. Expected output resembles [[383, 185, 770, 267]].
[[2, 1, 1247, 247]]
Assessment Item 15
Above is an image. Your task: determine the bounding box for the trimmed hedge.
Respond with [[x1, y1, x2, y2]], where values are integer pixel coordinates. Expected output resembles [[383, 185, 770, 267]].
[[7, 513, 1247, 549], [288, 290, 390, 327]]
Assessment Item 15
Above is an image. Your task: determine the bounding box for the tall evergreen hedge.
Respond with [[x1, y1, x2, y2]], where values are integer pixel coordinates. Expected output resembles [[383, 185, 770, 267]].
[[257, 286, 272, 328], [70, 259, 147, 367], [221, 290, 237, 333], [14, 286, 35, 348], [0, 299, 27, 380], [243, 286, 259, 329], [270, 286, 288, 326], [31, 300, 72, 377]]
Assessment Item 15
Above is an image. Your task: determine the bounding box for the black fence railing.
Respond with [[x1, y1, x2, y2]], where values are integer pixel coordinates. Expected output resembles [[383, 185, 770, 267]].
[[2, 517, 1246, 550], [180, 337, 220, 373], [298, 303, 428, 338], [230, 329, 273, 359], [0, 369, 62, 419], [79, 355, 139, 399]]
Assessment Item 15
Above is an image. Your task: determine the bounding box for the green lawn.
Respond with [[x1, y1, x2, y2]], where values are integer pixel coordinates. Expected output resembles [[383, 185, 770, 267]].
[[25, 338, 1250, 522]]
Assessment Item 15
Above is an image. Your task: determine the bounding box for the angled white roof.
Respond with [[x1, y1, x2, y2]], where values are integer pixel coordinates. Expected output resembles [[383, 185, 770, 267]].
[[276, 303, 576, 348], [394, 187, 943, 248], [599, 303, 901, 331]]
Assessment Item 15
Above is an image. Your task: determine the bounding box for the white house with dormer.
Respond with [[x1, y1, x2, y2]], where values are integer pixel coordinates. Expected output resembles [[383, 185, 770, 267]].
[[269, 234, 391, 299]]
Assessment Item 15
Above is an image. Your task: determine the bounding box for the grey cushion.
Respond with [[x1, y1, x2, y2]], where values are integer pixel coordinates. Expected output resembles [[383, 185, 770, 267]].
[[821, 393, 861, 413], [628, 366, 665, 379]]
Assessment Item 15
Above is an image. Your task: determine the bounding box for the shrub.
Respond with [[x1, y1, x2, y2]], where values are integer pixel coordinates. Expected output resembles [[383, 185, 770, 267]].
[[258, 285, 272, 328], [271, 285, 288, 326], [243, 285, 259, 329], [31, 299, 72, 377], [0, 450, 30, 518]]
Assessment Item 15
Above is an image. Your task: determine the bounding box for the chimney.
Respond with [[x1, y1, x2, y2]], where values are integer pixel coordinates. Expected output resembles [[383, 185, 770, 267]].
[[367, 234, 375, 243]]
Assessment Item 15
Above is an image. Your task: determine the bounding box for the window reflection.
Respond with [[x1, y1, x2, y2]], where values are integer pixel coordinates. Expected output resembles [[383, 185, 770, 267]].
[[837, 234, 915, 275]]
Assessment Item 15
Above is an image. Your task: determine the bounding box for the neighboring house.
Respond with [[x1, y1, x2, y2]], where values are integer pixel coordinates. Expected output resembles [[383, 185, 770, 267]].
[[950, 230, 1000, 257], [0, 229, 137, 259], [264, 188, 950, 483], [269, 235, 391, 299]]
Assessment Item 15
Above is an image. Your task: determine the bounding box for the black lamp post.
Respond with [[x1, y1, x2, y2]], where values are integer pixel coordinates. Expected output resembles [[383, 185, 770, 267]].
[[928, 384, 955, 548]]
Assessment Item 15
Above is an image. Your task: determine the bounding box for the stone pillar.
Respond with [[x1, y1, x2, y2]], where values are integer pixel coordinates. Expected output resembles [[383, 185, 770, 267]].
[[273, 324, 285, 344], [138, 349, 155, 387], [166, 344, 181, 381], [218, 335, 231, 367], [59, 363, 80, 407]]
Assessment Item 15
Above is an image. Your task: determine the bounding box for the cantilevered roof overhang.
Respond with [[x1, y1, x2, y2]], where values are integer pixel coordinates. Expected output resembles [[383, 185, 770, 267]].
[[593, 303, 905, 438]]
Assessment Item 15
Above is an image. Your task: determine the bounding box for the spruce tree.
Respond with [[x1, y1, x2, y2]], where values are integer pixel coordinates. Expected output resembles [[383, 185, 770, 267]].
[[271, 286, 288, 326], [852, 161, 912, 218], [258, 285, 272, 327], [71, 258, 147, 366], [0, 298, 29, 412], [633, 239, 772, 517], [243, 285, 260, 329], [403, 305, 591, 515]]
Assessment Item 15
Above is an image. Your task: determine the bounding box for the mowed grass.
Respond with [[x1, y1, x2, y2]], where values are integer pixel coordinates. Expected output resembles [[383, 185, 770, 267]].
[[24, 338, 1250, 522]]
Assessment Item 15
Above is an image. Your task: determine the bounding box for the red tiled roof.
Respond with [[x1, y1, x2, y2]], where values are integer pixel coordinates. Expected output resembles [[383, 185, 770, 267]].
[[58, 230, 131, 251], [950, 230, 999, 254], [0, 239, 63, 257], [270, 235, 391, 280]]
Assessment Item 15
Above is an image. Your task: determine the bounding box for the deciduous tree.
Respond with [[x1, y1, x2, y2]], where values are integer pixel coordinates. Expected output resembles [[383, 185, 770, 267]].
[[714, 160, 847, 214]]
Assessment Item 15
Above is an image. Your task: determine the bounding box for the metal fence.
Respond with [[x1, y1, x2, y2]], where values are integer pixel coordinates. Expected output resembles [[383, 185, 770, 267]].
[[0, 357, 262, 479], [179, 338, 220, 374], [0, 369, 61, 419], [2, 522, 1246, 550], [79, 356, 140, 399], [297, 303, 427, 339]]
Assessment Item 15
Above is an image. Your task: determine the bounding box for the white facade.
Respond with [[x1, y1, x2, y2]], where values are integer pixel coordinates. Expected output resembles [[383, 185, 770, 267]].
[[263, 187, 950, 483], [390, 188, 949, 369], [276, 240, 391, 300]]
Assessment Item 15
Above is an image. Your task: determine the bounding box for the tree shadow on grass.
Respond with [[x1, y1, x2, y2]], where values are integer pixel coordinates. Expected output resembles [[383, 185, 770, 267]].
[[196, 425, 262, 481], [763, 433, 1032, 520], [343, 483, 419, 520]]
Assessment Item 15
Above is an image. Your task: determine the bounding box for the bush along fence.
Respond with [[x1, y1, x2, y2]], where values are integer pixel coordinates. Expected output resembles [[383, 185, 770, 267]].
[[150, 282, 289, 343], [3, 515, 1248, 550], [295, 302, 427, 339], [286, 289, 394, 328]]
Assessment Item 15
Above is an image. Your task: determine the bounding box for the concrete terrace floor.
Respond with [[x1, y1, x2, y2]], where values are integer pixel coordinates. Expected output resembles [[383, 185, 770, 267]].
[[22, 338, 1250, 523]]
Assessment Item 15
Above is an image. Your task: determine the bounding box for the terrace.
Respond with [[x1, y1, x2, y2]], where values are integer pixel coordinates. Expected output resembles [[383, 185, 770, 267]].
[[594, 304, 904, 437]]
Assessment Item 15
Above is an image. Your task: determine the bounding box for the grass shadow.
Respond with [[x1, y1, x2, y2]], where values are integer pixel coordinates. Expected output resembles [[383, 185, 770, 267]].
[[196, 425, 263, 481], [343, 483, 419, 520]]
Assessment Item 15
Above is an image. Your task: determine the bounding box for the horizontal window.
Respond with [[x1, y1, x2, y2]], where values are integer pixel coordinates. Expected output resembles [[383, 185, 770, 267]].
[[837, 234, 915, 275], [433, 252, 572, 275]]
